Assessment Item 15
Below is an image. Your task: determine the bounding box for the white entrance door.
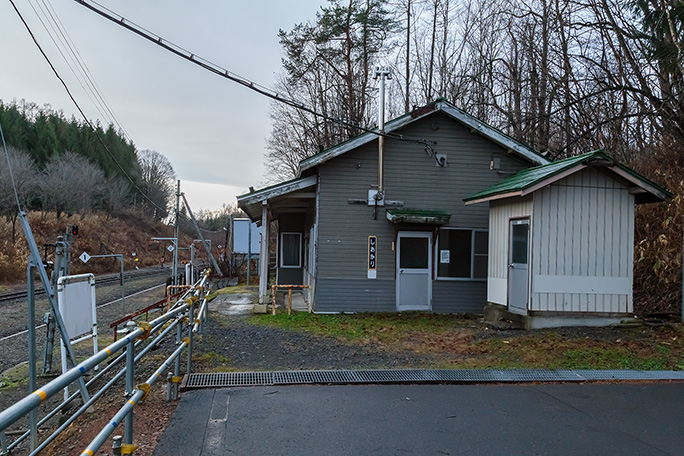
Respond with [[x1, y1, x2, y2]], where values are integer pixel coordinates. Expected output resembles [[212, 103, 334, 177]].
[[508, 219, 529, 314], [396, 232, 432, 311]]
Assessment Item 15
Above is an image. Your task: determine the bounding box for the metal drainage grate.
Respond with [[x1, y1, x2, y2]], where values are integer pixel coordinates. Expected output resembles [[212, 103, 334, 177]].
[[183, 369, 684, 390]]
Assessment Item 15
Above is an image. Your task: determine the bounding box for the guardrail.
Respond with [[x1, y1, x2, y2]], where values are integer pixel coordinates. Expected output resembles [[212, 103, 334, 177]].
[[0, 270, 212, 455]]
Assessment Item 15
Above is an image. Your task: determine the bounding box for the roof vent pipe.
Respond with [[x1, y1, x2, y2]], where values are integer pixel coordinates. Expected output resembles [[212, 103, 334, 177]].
[[374, 66, 391, 200]]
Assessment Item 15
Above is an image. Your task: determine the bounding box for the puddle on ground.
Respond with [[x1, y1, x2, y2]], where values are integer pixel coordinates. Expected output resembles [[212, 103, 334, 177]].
[[216, 293, 254, 316]]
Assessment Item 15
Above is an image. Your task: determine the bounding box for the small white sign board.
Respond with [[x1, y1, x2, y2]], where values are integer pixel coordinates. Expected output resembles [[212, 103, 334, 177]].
[[167, 244, 174, 252], [57, 273, 97, 399], [232, 218, 262, 254], [79, 251, 91, 263]]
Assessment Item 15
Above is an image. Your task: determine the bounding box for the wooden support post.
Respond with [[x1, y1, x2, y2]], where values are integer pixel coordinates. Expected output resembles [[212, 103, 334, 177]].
[[269, 285, 310, 316], [271, 285, 276, 315]]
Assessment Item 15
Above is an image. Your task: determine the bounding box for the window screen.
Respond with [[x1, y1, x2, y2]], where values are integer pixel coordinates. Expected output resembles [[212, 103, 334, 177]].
[[280, 232, 301, 268], [437, 229, 487, 279]]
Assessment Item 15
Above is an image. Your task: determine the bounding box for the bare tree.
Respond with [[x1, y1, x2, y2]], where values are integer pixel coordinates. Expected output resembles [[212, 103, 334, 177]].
[[99, 175, 131, 219], [0, 146, 39, 242], [38, 152, 105, 218], [137, 149, 176, 221]]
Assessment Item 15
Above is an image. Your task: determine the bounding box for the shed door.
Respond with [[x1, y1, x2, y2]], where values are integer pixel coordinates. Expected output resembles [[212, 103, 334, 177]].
[[396, 232, 432, 311], [508, 219, 529, 314]]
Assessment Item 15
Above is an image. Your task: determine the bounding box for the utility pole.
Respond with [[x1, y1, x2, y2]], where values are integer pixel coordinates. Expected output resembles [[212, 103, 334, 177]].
[[173, 180, 180, 286]]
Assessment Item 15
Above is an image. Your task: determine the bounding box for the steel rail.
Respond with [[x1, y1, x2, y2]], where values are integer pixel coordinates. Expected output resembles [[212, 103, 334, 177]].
[[0, 283, 166, 343], [0, 300, 190, 433], [8, 315, 179, 453], [0, 268, 169, 303], [79, 339, 188, 456]]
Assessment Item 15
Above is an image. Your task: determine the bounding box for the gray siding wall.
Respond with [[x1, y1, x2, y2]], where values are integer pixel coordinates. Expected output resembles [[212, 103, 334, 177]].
[[530, 168, 634, 313], [432, 281, 486, 313], [314, 112, 531, 313]]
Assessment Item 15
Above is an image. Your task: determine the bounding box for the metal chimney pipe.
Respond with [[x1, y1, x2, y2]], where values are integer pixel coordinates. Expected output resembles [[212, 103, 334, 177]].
[[374, 67, 391, 198]]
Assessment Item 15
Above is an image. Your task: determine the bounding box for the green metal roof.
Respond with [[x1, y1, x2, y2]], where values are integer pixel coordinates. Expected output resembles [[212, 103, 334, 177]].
[[385, 208, 451, 224], [464, 150, 672, 205]]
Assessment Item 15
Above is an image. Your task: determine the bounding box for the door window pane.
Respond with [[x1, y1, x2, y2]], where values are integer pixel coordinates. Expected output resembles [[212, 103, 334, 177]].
[[511, 223, 529, 264], [399, 237, 429, 269]]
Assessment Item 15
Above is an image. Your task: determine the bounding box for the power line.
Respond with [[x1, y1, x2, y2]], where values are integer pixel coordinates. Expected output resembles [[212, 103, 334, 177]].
[[8, 0, 168, 215], [72, 0, 437, 148], [26, 0, 131, 141], [40, 0, 130, 139]]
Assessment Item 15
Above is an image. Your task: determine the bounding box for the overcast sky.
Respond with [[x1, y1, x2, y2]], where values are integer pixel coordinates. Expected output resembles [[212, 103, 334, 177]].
[[0, 0, 325, 212]]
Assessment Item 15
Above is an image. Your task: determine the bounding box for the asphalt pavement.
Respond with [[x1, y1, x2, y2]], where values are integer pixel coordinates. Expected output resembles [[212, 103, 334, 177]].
[[153, 382, 684, 455]]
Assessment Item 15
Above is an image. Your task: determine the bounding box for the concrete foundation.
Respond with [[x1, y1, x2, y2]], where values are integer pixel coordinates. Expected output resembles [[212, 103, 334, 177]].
[[484, 303, 631, 330]]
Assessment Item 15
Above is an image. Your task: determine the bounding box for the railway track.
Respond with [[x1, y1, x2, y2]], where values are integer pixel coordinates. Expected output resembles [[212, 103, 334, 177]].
[[0, 267, 170, 303], [0, 272, 176, 375]]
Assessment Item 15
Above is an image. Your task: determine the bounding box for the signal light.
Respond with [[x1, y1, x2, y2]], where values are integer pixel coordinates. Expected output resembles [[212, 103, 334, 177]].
[[71, 225, 79, 236]]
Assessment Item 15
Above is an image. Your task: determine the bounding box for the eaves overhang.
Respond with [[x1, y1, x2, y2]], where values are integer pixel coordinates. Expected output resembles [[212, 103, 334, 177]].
[[464, 151, 672, 206], [236, 175, 317, 222]]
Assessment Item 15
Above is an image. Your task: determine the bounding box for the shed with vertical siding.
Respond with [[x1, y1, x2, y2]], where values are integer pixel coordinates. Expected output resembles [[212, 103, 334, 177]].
[[464, 151, 671, 328]]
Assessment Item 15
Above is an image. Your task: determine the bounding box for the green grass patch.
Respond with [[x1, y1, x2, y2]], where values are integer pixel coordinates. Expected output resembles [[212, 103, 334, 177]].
[[249, 312, 478, 342], [247, 313, 684, 370]]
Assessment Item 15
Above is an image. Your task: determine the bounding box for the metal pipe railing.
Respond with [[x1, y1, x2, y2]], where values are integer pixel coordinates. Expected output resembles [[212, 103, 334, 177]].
[[0, 289, 192, 433], [0, 270, 210, 454], [27, 318, 182, 455], [14, 308, 177, 449], [80, 339, 188, 455]]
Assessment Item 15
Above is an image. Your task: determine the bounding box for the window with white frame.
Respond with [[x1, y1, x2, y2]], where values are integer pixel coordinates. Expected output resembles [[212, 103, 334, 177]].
[[437, 228, 488, 279], [280, 232, 302, 268]]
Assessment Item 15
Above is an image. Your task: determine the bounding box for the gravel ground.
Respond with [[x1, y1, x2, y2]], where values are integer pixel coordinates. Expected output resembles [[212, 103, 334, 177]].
[[194, 293, 441, 372]]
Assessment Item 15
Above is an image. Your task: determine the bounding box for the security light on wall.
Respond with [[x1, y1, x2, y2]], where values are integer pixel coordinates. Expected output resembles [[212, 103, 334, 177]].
[[490, 157, 501, 170]]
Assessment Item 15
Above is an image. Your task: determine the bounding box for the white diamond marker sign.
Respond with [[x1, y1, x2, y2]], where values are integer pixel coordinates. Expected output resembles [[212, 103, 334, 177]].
[[167, 244, 174, 252], [79, 252, 91, 263]]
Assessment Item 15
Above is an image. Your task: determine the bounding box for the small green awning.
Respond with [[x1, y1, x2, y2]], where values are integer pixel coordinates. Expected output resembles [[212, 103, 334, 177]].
[[385, 208, 451, 224]]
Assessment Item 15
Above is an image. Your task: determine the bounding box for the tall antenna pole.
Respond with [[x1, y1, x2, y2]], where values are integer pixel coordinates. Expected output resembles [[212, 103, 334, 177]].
[[374, 66, 392, 199]]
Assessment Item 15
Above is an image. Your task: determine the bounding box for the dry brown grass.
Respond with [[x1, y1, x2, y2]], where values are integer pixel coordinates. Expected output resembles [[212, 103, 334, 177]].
[[0, 210, 194, 284]]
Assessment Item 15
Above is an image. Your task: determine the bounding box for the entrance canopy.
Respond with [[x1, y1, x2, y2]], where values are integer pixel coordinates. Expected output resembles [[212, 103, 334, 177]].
[[385, 208, 451, 224]]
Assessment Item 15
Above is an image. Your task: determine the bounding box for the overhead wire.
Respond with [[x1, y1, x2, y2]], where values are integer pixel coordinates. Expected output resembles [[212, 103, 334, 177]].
[[40, 0, 130, 140], [7, 0, 168, 215], [26, 0, 111, 125], [27, 0, 131, 141], [73, 0, 438, 149]]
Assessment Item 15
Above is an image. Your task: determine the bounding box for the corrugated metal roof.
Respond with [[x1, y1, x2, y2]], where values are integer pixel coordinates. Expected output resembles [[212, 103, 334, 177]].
[[464, 150, 672, 205]]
